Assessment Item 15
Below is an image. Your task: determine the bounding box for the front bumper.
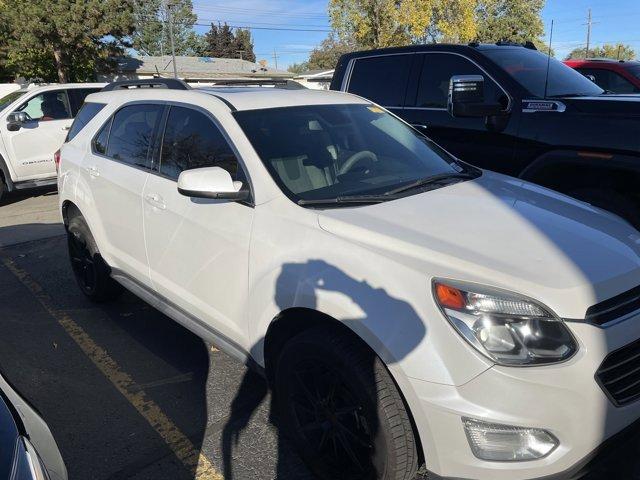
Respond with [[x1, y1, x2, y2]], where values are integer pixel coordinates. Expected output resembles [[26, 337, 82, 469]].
[[408, 316, 640, 480]]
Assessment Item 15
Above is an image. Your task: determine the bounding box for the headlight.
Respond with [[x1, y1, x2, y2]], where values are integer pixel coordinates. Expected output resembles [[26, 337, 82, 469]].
[[433, 280, 577, 366]]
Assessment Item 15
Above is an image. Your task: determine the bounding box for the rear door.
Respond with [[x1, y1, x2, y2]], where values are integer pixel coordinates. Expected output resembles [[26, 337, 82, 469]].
[[142, 105, 254, 346], [401, 53, 521, 174], [3, 89, 73, 179], [344, 53, 414, 119], [83, 103, 164, 284]]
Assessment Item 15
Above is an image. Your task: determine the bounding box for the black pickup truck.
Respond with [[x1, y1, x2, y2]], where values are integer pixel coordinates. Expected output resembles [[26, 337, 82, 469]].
[[331, 43, 640, 228]]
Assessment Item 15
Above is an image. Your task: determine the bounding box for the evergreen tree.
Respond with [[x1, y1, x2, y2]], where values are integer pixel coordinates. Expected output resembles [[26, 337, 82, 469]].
[[203, 23, 256, 61]]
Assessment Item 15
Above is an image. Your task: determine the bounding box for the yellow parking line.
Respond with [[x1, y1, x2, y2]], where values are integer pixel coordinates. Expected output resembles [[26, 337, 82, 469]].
[[0, 255, 223, 480]]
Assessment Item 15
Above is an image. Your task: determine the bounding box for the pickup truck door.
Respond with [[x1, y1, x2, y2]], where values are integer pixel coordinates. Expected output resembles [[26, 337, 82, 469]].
[[400, 53, 522, 176], [142, 105, 254, 349], [2, 89, 73, 180]]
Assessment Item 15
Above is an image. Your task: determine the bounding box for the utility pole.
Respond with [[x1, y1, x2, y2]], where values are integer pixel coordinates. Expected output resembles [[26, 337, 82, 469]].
[[165, 0, 178, 78], [272, 48, 279, 70], [584, 8, 595, 59]]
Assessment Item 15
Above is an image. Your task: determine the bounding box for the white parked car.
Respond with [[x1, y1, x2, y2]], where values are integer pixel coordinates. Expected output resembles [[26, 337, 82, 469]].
[[0, 82, 104, 200], [58, 79, 640, 480]]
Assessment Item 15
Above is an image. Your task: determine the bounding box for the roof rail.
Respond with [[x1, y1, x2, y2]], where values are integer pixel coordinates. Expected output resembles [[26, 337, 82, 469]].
[[101, 78, 191, 92], [207, 79, 305, 90]]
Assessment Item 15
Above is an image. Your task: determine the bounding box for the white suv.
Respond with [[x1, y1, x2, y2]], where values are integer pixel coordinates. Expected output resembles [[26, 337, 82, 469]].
[[0, 82, 104, 200], [58, 79, 640, 480]]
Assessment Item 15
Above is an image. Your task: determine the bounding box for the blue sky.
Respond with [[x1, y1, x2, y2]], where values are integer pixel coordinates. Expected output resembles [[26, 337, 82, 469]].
[[191, 0, 640, 69]]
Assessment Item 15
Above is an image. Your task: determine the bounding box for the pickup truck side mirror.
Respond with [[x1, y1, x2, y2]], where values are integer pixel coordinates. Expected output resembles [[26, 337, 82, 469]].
[[177, 166, 249, 201], [6, 111, 28, 131], [448, 75, 506, 118]]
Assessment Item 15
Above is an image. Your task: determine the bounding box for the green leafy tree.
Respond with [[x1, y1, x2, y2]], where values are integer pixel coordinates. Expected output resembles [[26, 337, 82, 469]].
[[565, 43, 637, 61], [307, 34, 357, 70], [1, 0, 133, 83], [475, 0, 545, 44], [288, 62, 310, 74], [132, 0, 205, 56]]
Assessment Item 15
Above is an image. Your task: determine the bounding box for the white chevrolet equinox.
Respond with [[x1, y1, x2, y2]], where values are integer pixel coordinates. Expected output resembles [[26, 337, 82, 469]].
[[58, 79, 640, 480]]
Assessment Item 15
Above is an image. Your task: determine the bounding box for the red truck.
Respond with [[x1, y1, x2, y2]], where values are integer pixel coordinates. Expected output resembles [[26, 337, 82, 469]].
[[564, 58, 640, 94]]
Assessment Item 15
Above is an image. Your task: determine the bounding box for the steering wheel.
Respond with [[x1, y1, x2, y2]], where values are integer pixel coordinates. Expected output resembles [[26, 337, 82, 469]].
[[338, 150, 378, 176]]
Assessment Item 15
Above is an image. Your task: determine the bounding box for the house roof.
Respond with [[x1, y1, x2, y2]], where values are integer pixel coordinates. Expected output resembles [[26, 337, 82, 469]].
[[114, 56, 293, 79]]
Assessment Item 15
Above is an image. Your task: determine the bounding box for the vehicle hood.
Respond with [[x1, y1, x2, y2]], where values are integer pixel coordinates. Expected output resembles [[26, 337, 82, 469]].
[[562, 94, 640, 117], [317, 172, 640, 319]]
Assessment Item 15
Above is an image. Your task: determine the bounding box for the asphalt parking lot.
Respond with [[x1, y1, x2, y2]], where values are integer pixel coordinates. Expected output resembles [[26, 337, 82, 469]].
[[0, 189, 638, 480]]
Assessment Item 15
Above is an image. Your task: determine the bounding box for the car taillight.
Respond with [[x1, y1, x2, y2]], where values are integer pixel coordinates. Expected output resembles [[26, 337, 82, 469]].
[[54, 149, 61, 174]]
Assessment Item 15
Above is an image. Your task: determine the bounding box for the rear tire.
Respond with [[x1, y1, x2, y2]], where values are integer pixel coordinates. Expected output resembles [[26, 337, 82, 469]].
[[67, 215, 122, 302], [274, 326, 419, 480], [0, 176, 6, 203], [568, 187, 640, 229]]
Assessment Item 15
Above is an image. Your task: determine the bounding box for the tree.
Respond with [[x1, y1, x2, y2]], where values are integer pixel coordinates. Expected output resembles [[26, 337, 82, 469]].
[[132, 0, 205, 56], [329, 0, 408, 49], [328, 0, 481, 48], [0, 0, 133, 83], [475, 0, 545, 44], [307, 34, 357, 70], [288, 62, 310, 74], [398, 0, 477, 43], [235, 29, 256, 62], [203, 23, 256, 61], [565, 43, 637, 61]]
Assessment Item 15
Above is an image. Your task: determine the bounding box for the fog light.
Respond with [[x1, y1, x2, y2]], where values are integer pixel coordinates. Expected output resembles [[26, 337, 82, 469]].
[[462, 418, 558, 461]]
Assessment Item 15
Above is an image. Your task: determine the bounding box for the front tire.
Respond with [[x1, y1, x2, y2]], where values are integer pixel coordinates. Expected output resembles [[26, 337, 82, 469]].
[[67, 215, 122, 302], [274, 326, 419, 480]]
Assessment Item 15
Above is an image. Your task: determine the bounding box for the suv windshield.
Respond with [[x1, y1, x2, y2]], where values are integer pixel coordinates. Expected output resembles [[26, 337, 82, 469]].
[[484, 48, 604, 98], [234, 104, 477, 204], [0, 90, 25, 111]]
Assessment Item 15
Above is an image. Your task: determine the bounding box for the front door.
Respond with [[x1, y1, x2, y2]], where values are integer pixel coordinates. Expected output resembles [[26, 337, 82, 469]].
[[401, 53, 522, 176], [4, 89, 73, 179], [142, 105, 254, 346]]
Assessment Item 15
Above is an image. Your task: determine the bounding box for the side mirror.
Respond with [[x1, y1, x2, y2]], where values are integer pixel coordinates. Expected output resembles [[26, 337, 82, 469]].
[[448, 75, 506, 118], [177, 166, 249, 201], [6, 111, 28, 131]]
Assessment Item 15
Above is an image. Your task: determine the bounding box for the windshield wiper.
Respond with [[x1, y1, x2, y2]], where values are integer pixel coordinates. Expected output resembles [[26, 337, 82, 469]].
[[298, 194, 399, 206], [384, 172, 477, 196]]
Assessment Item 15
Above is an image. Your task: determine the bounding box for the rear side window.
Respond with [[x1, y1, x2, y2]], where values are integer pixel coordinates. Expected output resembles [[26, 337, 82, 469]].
[[347, 55, 413, 107], [159, 106, 239, 180], [106, 104, 163, 168], [414, 54, 505, 108], [68, 88, 102, 116], [576, 68, 640, 94], [93, 118, 111, 155], [66, 102, 105, 142]]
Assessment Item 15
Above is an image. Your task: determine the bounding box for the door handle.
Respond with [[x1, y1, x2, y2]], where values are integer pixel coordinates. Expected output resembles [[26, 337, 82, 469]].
[[62, 125, 71, 131], [145, 193, 166, 210], [86, 166, 100, 178], [411, 123, 429, 130]]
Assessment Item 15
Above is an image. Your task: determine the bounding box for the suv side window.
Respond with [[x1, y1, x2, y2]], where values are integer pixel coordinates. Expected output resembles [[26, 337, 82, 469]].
[[159, 106, 239, 181], [414, 53, 506, 108], [576, 68, 640, 93], [68, 88, 102, 116], [106, 104, 163, 169], [17, 90, 71, 121], [67, 102, 105, 142], [347, 55, 413, 107]]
